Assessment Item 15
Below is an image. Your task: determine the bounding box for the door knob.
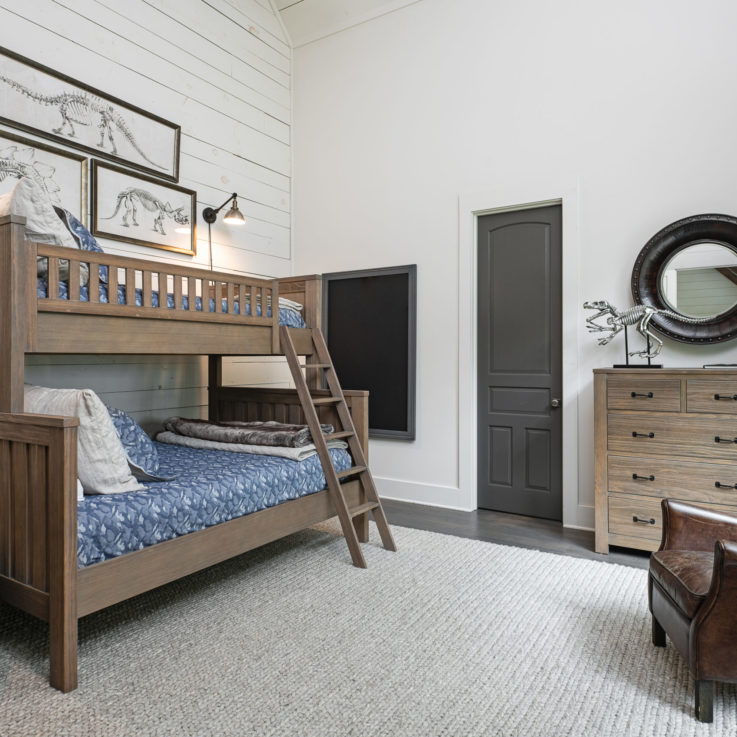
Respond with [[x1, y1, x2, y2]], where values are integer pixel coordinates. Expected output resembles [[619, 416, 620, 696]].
[[551, 398, 561, 408]]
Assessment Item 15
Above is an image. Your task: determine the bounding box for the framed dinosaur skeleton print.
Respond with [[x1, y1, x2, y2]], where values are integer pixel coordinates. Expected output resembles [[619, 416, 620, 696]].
[[91, 160, 196, 256], [0, 128, 88, 224], [0, 46, 180, 181]]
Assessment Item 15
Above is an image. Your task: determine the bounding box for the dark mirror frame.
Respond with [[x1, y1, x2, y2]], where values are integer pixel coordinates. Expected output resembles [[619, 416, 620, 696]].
[[631, 213, 737, 344]]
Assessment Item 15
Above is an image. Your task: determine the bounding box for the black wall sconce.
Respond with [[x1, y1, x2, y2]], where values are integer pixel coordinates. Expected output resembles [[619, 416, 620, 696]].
[[202, 193, 246, 270]]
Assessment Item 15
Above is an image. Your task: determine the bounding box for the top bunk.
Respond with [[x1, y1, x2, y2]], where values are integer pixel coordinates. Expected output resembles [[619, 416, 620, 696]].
[[0, 214, 320, 358]]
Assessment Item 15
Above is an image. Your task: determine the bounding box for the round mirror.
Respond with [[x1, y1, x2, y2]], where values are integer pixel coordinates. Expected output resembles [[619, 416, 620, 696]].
[[659, 243, 737, 319], [632, 214, 737, 344]]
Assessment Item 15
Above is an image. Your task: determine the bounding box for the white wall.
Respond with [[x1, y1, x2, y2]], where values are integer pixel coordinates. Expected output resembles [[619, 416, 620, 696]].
[[291, 0, 737, 527], [0, 0, 294, 427]]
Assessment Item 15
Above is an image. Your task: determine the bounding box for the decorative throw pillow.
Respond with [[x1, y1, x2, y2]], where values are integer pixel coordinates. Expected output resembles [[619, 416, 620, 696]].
[[55, 207, 109, 284], [106, 406, 171, 481], [24, 385, 144, 495], [0, 177, 89, 285]]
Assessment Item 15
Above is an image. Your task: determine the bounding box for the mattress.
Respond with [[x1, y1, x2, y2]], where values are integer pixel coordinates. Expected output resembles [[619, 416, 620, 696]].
[[77, 442, 352, 567], [37, 278, 306, 328]]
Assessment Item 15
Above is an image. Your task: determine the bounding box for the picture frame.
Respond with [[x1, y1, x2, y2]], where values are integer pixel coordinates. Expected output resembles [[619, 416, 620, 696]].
[[323, 265, 417, 440], [0, 46, 180, 182], [0, 128, 88, 224], [91, 161, 196, 256]]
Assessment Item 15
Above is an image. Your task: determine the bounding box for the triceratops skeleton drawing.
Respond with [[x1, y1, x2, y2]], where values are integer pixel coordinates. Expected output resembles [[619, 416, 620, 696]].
[[103, 188, 189, 236], [583, 300, 712, 359], [0, 74, 164, 170], [0, 145, 61, 201]]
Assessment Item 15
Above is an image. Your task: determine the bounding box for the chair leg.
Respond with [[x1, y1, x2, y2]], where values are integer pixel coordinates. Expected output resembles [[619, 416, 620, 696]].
[[651, 615, 666, 647], [695, 680, 713, 723]]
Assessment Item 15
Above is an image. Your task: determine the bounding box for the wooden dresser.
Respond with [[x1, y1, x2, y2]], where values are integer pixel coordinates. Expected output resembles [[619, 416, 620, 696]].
[[594, 368, 737, 553]]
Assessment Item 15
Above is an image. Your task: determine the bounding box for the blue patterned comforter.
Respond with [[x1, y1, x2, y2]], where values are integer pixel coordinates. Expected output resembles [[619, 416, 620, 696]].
[[37, 279, 306, 328], [77, 442, 352, 567]]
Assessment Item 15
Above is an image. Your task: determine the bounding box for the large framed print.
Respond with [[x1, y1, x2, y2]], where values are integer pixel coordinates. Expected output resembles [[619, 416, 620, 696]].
[[92, 161, 196, 256], [0, 46, 180, 181], [0, 128, 88, 224]]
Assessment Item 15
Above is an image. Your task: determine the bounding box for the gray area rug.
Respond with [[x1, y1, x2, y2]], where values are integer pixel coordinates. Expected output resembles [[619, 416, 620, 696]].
[[0, 522, 734, 736]]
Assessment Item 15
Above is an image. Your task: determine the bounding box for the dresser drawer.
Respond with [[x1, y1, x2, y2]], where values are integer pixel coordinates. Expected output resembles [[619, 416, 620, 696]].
[[608, 455, 737, 506], [608, 495, 663, 543], [608, 414, 737, 461], [687, 380, 737, 414], [608, 494, 737, 544], [607, 378, 681, 412]]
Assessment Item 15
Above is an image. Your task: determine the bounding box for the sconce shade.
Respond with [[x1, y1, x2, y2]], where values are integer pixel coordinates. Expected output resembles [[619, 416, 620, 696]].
[[223, 202, 246, 225]]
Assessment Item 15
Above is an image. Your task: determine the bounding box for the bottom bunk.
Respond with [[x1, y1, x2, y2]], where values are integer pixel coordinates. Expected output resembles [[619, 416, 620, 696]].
[[0, 386, 383, 692]]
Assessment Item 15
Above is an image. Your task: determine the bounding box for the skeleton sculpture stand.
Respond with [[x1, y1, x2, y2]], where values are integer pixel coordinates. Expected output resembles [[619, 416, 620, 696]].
[[618, 326, 660, 368], [583, 300, 713, 368]]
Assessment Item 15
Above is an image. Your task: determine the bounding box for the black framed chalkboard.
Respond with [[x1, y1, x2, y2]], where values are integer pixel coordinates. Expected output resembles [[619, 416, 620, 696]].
[[323, 265, 416, 440]]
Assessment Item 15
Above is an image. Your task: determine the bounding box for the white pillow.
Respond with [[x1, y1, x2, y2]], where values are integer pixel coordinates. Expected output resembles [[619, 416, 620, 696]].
[[0, 177, 89, 286], [24, 385, 144, 495]]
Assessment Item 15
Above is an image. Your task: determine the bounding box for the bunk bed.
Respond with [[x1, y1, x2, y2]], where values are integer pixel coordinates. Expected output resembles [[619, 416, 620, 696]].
[[0, 214, 395, 693]]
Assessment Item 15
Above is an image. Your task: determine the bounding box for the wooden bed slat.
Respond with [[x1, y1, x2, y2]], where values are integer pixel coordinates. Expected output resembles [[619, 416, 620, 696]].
[[125, 268, 135, 306], [227, 282, 234, 316], [88, 263, 99, 303], [68, 261, 80, 303], [28, 444, 47, 591], [174, 275, 183, 311], [143, 271, 152, 308], [47, 258, 59, 300], [0, 439, 10, 577], [158, 273, 167, 307], [107, 265, 117, 305], [10, 441, 28, 583], [188, 277, 196, 311]]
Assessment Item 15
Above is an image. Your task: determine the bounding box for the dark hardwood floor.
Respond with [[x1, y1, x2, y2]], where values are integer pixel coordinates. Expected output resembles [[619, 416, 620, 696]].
[[382, 500, 650, 569]]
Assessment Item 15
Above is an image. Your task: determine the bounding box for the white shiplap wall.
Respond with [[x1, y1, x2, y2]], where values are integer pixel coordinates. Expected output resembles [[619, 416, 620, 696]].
[[0, 0, 294, 426]]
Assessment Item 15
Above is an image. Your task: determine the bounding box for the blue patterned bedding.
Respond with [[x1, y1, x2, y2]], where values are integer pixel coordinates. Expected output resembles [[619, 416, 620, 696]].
[[37, 278, 306, 328], [77, 442, 352, 567]]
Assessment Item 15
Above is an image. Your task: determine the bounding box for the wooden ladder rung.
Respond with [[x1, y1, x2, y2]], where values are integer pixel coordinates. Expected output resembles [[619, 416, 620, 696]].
[[350, 501, 379, 518], [312, 396, 342, 405], [337, 465, 367, 479], [326, 430, 354, 440], [299, 363, 331, 369]]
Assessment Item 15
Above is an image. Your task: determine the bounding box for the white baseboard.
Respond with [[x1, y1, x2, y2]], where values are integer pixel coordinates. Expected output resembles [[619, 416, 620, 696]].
[[374, 476, 475, 512]]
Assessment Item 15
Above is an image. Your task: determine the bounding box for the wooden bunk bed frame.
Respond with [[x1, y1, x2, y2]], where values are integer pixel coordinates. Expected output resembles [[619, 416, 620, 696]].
[[0, 214, 377, 692]]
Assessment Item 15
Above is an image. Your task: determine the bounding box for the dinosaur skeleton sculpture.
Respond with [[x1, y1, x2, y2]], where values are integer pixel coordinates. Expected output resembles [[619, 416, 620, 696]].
[[103, 188, 189, 236], [583, 300, 712, 359], [0, 145, 61, 201], [0, 75, 164, 170]]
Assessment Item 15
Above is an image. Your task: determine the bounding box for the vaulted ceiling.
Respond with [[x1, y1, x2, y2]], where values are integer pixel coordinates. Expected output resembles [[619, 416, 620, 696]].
[[274, 0, 421, 47]]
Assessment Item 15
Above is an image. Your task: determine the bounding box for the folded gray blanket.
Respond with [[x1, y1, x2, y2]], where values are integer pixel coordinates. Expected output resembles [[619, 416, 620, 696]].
[[162, 417, 334, 448]]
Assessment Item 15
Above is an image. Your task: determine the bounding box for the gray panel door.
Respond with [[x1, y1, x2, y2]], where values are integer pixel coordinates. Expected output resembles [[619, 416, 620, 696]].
[[477, 205, 562, 520]]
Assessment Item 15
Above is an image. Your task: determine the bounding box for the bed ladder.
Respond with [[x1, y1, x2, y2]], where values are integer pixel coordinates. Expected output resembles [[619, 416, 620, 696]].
[[280, 326, 397, 568]]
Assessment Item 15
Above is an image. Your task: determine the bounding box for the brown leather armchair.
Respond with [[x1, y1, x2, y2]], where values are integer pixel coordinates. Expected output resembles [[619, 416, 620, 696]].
[[649, 499, 737, 722]]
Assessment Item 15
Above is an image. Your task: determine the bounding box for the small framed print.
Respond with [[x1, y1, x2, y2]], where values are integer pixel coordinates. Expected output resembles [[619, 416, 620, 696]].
[[91, 161, 196, 256], [0, 129, 88, 223], [0, 46, 180, 181]]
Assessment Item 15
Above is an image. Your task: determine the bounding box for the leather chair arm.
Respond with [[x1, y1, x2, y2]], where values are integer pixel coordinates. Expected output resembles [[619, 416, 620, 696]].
[[691, 540, 737, 680], [659, 499, 737, 552]]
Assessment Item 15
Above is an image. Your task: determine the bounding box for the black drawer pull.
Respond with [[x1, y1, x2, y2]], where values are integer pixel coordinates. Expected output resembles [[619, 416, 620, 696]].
[[714, 394, 737, 401], [632, 473, 655, 481], [633, 515, 656, 525], [714, 436, 737, 444], [632, 432, 655, 438], [715, 482, 737, 489], [631, 391, 654, 398]]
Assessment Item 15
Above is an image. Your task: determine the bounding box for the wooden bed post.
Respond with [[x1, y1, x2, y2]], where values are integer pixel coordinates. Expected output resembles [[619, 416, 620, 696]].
[[0, 215, 29, 412], [208, 356, 223, 421], [47, 422, 79, 692]]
